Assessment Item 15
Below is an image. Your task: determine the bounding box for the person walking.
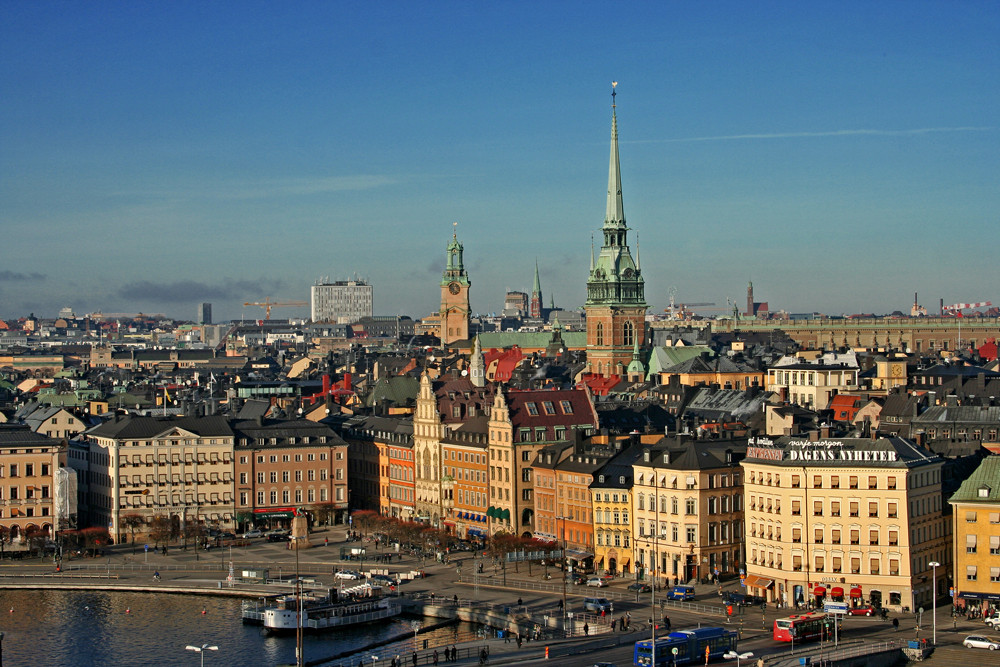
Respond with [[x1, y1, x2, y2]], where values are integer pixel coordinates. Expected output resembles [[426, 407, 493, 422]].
[[892, 617, 899, 632], [664, 615, 671, 631], [412, 652, 417, 666], [611, 618, 617, 632], [583, 623, 589, 636], [433, 649, 439, 665]]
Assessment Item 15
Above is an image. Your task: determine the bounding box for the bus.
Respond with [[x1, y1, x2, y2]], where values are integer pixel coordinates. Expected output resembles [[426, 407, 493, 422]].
[[773, 611, 827, 643], [634, 627, 738, 666]]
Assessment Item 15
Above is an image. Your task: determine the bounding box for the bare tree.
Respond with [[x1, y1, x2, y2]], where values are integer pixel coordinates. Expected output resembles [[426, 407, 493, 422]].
[[121, 514, 146, 554], [149, 515, 172, 548]]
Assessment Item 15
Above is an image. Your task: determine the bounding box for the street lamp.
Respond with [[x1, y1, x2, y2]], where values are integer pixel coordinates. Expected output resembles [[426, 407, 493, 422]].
[[724, 650, 754, 667], [290, 535, 305, 667], [184, 644, 218, 667], [929, 561, 940, 646]]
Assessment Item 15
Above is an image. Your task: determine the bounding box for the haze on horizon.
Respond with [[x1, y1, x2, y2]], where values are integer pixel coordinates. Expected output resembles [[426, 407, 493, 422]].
[[1, 2, 997, 323]]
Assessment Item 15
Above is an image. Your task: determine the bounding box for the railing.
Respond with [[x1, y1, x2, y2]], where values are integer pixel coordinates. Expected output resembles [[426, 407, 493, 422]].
[[763, 640, 900, 666]]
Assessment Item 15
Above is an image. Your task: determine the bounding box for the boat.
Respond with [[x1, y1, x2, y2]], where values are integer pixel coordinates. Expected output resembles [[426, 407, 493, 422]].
[[242, 583, 402, 633]]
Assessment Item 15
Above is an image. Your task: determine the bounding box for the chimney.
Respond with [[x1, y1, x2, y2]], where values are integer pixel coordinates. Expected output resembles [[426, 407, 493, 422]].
[[808, 430, 819, 442], [820, 426, 831, 438], [344, 372, 352, 392], [322, 374, 331, 394]]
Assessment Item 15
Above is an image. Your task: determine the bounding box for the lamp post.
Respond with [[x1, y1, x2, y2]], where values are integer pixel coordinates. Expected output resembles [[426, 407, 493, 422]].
[[929, 561, 940, 646], [291, 535, 304, 667], [184, 644, 218, 667], [724, 650, 754, 667], [557, 515, 568, 637]]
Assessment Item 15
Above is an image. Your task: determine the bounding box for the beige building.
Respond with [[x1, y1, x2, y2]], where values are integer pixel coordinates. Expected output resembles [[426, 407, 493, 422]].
[[742, 434, 948, 612], [0, 425, 67, 542], [631, 438, 746, 586], [87, 415, 237, 542], [766, 353, 860, 410]]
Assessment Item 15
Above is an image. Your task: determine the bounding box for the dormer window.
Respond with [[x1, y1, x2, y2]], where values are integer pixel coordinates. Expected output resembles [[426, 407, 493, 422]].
[[619, 476, 625, 484], [599, 475, 605, 483], [525, 402, 539, 416], [979, 486, 991, 499]]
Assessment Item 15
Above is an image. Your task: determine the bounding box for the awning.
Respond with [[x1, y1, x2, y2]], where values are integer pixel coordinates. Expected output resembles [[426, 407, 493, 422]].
[[565, 549, 594, 560], [814, 586, 826, 596], [487, 506, 497, 518], [743, 575, 774, 589], [831, 587, 844, 597], [850, 587, 863, 598], [467, 528, 485, 538], [959, 591, 1000, 601], [500, 509, 510, 521]]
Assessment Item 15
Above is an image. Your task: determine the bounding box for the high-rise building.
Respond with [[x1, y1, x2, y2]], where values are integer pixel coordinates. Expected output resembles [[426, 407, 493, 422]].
[[439, 230, 471, 345], [197, 302, 212, 325], [585, 86, 647, 377], [310, 280, 373, 324]]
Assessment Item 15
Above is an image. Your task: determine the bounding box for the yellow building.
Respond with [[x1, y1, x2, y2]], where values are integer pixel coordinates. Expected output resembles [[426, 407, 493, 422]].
[[0, 425, 67, 541], [949, 455, 1000, 611], [742, 434, 948, 612]]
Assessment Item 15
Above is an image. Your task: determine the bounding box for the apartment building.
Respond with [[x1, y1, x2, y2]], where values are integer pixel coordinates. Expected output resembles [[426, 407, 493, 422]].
[[949, 456, 1000, 611], [0, 425, 67, 541], [742, 434, 949, 612]]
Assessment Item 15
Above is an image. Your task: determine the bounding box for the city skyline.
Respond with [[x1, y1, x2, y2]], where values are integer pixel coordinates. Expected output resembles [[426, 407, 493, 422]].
[[2, 2, 998, 322]]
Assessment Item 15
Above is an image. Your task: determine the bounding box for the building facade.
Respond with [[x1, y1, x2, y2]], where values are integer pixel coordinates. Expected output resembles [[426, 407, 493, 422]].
[[949, 455, 1000, 611], [741, 434, 949, 612], [440, 232, 471, 345], [0, 425, 67, 542], [585, 89, 647, 377], [310, 280, 374, 324]]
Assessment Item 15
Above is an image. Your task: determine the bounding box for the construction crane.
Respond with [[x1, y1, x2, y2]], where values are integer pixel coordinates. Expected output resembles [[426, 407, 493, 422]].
[[943, 301, 992, 316], [243, 298, 309, 320]]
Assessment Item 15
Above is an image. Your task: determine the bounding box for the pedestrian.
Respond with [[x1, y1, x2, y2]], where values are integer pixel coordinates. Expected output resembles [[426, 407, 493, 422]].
[[433, 649, 439, 665], [664, 615, 671, 631], [601, 608, 606, 618], [892, 617, 899, 632], [325, 537, 329, 547], [517, 597, 522, 606], [504, 630, 510, 643], [412, 652, 417, 666], [611, 618, 617, 632], [583, 622, 589, 636], [626, 611, 631, 629], [558, 599, 564, 610], [516, 634, 522, 649], [359, 660, 364, 667]]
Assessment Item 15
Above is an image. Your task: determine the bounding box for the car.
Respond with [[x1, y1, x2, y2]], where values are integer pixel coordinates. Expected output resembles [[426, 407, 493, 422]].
[[583, 597, 613, 613], [242, 529, 263, 539], [266, 533, 290, 543], [627, 583, 652, 594], [367, 574, 396, 585], [569, 573, 588, 585], [847, 605, 876, 616], [666, 585, 696, 601], [963, 634, 1000, 650], [218, 532, 236, 541], [725, 592, 767, 607], [985, 614, 1000, 628], [334, 570, 361, 580], [586, 577, 605, 587], [591, 663, 616, 667]]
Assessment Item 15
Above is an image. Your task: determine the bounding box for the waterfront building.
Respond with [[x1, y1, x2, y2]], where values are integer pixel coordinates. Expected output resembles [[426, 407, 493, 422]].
[[232, 418, 349, 526], [741, 434, 949, 612], [88, 415, 236, 541], [631, 438, 746, 587], [948, 455, 1000, 610], [585, 88, 647, 377], [0, 425, 68, 541]]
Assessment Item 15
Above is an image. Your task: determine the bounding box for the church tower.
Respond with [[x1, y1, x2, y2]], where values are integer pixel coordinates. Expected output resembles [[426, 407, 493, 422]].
[[530, 260, 542, 319], [440, 225, 471, 345], [585, 84, 647, 377]]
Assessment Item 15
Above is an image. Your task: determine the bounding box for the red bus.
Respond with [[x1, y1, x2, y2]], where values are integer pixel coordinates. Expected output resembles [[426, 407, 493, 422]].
[[773, 611, 827, 643]]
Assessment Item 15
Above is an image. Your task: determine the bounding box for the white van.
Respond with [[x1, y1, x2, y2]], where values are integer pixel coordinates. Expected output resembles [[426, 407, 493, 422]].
[[584, 597, 613, 613]]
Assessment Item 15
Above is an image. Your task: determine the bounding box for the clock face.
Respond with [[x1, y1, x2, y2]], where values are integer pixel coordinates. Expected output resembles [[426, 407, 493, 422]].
[[448, 282, 461, 295], [891, 364, 903, 377]]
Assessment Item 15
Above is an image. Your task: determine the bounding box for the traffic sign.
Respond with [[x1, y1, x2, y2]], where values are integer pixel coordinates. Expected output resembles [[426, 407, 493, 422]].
[[949, 587, 955, 598], [672, 648, 679, 655], [824, 601, 849, 615], [144, 544, 149, 552]]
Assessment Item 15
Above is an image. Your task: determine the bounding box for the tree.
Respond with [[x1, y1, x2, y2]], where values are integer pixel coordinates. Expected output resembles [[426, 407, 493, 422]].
[[148, 515, 172, 548], [309, 502, 336, 527], [121, 514, 146, 554]]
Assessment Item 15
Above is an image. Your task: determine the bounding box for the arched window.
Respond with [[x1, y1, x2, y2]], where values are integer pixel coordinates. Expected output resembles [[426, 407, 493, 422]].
[[623, 320, 634, 347], [596, 322, 604, 346]]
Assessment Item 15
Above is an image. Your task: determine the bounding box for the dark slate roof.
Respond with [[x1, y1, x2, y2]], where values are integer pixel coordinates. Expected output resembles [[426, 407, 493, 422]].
[[0, 424, 64, 447], [683, 387, 774, 422], [949, 455, 1000, 504], [590, 445, 644, 489], [87, 415, 234, 439], [912, 405, 1000, 425], [742, 435, 941, 469]]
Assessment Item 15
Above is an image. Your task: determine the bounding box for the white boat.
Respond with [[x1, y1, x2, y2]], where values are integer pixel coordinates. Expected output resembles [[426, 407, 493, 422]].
[[242, 584, 402, 633]]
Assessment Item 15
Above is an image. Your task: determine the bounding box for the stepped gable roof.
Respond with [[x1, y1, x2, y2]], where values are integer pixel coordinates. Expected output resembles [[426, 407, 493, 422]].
[[949, 456, 1000, 504], [743, 435, 940, 469], [88, 415, 234, 440], [434, 375, 492, 423]]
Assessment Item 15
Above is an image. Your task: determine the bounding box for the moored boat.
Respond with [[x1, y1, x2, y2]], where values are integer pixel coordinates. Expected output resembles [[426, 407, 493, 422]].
[[242, 583, 402, 633]]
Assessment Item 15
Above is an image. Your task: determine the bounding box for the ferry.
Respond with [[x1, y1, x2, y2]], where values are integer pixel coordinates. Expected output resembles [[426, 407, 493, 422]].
[[242, 583, 402, 633]]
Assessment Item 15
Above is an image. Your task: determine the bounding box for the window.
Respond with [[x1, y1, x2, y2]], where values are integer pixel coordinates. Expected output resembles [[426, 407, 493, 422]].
[[525, 402, 538, 416], [831, 528, 841, 544], [792, 527, 801, 543], [850, 529, 860, 545], [791, 500, 801, 516], [851, 557, 861, 574], [992, 568, 1000, 583], [888, 502, 897, 518], [831, 501, 840, 517], [814, 475, 822, 489], [887, 476, 896, 490], [560, 401, 573, 414], [967, 535, 978, 554], [868, 476, 877, 489], [595, 322, 604, 346], [814, 527, 823, 543], [889, 529, 898, 546], [967, 565, 978, 581], [791, 475, 800, 488], [966, 511, 978, 523], [623, 320, 635, 347], [869, 502, 878, 518], [833, 556, 842, 573], [685, 498, 696, 515], [686, 526, 696, 542], [870, 529, 879, 545], [850, 502, 859, 517], [869, 558, 880, 575], [991, 536, 1000, 555], [793, 555, 802, 571], [849, 476, 858, 489], [814, 500, 823, 516]]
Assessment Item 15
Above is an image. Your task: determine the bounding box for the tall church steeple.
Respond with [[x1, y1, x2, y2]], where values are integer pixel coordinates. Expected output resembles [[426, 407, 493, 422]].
[[440, 223, 471, 345], [585, 83, 648, 377], [530, 260, 543, 319]]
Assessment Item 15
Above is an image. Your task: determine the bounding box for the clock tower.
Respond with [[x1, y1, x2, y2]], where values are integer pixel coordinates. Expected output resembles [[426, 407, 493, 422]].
[[585, 84, 647, 377], [440, 227, 471, 345]]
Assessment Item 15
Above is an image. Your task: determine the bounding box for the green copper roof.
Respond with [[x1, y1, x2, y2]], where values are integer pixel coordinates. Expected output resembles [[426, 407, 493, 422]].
[[949, 456, 1000, 504]]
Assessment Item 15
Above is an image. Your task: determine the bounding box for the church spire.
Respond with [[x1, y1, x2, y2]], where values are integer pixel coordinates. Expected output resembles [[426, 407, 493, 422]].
[[605, 81, 625, 229]]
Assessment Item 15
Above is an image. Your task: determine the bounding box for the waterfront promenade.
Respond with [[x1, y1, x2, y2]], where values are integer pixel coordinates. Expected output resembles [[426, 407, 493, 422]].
[[0, 524, 992, 666]]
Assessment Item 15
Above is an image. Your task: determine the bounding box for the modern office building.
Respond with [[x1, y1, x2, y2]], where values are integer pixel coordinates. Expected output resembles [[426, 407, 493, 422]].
[[197, 302, 212, 325], [310, 280, 373, 324]]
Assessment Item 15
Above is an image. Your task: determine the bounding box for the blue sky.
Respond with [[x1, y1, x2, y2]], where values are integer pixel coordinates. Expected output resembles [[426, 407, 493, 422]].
[[2, 1, 997, 322]]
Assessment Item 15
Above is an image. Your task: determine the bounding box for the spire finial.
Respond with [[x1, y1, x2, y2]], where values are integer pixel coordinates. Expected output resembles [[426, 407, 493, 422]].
[[590, 233, 595, 271], [453, 220, 458, 240], [611, 81, 617, 110], [635, 231, 641, 271]]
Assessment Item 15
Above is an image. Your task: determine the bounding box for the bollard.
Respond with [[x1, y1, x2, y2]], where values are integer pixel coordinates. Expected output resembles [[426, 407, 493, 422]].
[[545, 646, 549, 660]]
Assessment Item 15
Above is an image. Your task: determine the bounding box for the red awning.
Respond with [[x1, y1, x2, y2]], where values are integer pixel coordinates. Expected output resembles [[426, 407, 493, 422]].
[[850, 587, 863, 598], [814, 586, 826, 595], [831, 587, 844, 597]]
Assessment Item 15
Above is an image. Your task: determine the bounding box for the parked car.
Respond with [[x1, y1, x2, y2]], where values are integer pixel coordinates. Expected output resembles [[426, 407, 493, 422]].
[[984, 614, 1000, 628], [367, 574, 396, 585], [586, 577, 605, 587], [583, 597, 614, 613], [242, 529, 263, 539], [627, 583, 652, 594], [334, 570, 361, 580], [570, 573, 588, 585], [218, 532, 236, 541], [847, 605, 876, 616], [266, 532, 290, 543], [725, 592, 766, 607], [666, 585, 696, 601], [963, 634, 1000, 650]]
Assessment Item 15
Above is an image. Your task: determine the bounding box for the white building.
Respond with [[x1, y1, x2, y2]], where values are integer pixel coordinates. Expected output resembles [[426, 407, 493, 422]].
[[310, 280, 373, 324]]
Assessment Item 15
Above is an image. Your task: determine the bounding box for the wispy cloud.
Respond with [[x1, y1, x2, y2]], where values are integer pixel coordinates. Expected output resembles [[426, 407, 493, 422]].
[[636, 127, 994, 144], [0, 270, 45, 282]]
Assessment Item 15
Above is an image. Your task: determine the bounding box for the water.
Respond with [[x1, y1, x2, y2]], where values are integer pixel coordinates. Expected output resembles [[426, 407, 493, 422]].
[[0, 590, 480, 667]]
